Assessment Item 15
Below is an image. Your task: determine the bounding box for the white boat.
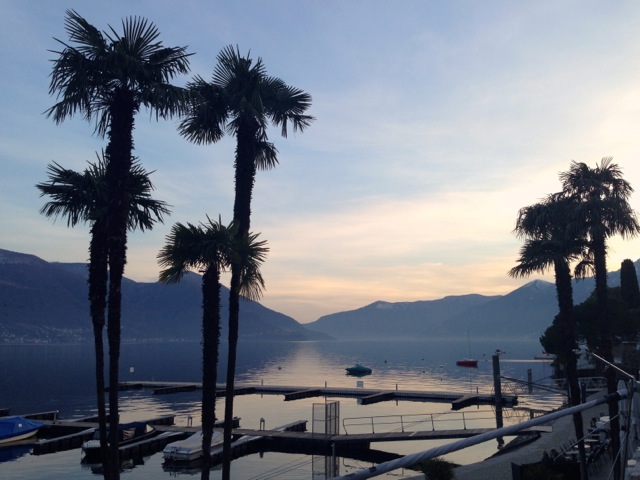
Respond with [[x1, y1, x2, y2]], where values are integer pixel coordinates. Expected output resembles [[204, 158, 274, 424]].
[[163, 430, 223, 463], [0, 416, 43, 444]]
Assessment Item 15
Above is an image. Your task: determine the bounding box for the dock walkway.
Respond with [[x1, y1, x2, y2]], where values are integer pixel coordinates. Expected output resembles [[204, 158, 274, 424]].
[[115, 381, 517, 409]]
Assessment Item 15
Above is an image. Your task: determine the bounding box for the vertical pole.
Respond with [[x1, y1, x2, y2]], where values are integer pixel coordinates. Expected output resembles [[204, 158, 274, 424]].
[[527, 368, 533, 394], [493, 354, 504, 444]]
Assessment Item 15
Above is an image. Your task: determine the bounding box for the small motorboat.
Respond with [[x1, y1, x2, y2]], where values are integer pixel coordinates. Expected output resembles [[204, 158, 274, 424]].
[[163, 430, 223, 463], [0, 416, 43, 445], [455, 358, 478, 368], [82, 422, 156, 464], [345, 363, 372, 376]]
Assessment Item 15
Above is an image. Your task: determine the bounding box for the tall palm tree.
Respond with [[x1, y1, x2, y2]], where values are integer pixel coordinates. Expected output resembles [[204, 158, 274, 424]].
[[560, 157, 640, 480], [47, 10, 190, 475], [157, 218, 267, 477], [36, 155, 169, 479], [178, 44, 313, 478], [509, 193, 589, 479]]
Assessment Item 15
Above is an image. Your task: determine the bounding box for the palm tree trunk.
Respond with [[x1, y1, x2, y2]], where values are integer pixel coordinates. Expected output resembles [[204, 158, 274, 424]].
[[201, 268, 221, 476], [222, 270, 241, 480], [88, 222, 110, 479], [222, 122, 259, 480], [555, 260, 588, 479], [104, 88, 135, 480], [593, 238, 621, 480]]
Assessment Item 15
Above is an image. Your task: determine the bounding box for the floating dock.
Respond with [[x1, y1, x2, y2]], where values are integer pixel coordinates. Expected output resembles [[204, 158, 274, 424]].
[[114, 381, 517, 408]]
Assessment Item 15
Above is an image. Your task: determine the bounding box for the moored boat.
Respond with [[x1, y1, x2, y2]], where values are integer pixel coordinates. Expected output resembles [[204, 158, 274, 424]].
[[456, 331, 477, 367], [0, 416, 43, 445], [455, 359, 478, 368], [163, 430, 223, 463], [81, 422, 156, 463], [345, 363, 372, 375]]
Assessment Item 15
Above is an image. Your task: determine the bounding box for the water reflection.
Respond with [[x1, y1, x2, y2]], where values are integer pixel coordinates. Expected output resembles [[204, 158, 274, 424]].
[[0, 338, 564, 479]]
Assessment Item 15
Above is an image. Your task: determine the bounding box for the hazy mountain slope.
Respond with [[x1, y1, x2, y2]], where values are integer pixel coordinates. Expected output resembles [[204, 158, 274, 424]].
[[305, 294, 499, 339], [2, 247, 637, 343], [0, 249, 328, 343], [305, 260, 640, 341], [443, 280, 560, 340]]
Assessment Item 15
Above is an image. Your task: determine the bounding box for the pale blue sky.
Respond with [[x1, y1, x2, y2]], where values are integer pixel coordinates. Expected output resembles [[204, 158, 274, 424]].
[[2, 1, 640, 323]]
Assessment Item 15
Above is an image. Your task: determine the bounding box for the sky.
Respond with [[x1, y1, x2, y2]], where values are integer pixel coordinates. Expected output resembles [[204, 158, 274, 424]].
[[2, 1, 640, 324]]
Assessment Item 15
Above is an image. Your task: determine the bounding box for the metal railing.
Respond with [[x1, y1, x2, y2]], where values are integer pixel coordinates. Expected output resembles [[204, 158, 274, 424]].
[[342, 410, 497, 435], [500, 375, 606, 395]]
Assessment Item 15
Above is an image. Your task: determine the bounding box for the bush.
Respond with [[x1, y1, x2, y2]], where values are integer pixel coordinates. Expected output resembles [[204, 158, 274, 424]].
[[416, 457, 457, 480]]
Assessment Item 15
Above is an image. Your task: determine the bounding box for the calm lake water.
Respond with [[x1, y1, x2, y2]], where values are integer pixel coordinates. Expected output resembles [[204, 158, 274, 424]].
[[0, 338, 563, 479]]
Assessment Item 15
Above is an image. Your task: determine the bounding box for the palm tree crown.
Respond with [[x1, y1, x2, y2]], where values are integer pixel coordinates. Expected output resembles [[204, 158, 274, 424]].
[[47, 9, 192, 135], [179, 44, 314, 234], [37, 155, 170, 231]]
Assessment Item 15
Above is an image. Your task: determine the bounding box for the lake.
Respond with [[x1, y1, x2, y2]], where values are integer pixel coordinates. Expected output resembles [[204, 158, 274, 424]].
[[0, 338, 563, 479]]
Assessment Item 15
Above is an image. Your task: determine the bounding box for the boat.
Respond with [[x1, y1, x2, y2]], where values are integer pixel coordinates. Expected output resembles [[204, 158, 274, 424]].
[[0, 416, 43, 445], [345, 363, 372, 375], [455, 358, 478, 368], [456, 331, 478, 367], [163, 430, 223, 463], [81, 422, 156, 463]]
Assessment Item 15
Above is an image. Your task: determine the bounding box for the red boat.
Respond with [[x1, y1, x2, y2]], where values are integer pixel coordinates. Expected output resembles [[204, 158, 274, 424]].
[[456, 358, 478, 368]]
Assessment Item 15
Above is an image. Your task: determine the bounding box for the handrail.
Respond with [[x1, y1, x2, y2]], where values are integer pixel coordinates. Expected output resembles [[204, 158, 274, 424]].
[[342, 410, 497, 435]]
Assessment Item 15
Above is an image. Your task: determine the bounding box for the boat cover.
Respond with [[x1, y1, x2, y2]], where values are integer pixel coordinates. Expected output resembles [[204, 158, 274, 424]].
[[0, 416, 44, 441]]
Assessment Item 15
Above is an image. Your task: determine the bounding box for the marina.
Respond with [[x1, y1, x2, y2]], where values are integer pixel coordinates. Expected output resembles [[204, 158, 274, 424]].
[[0, 339, 567, 479]]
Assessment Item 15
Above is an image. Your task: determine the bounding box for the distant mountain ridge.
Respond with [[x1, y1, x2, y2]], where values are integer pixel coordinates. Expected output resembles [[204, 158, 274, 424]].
[[0, 248, 637, 343], [304, 261, 640, 341], [0, 248, 328, 343]]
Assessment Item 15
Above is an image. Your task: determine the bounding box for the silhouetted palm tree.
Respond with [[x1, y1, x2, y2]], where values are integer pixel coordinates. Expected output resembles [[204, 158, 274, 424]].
[[36, 155, 169, 478], [510, 193, 589, 479], [157, 217, 267, 477], [560, 157, 640, 480], [47, 11, 190, 475], [178, 45, 312, 478]]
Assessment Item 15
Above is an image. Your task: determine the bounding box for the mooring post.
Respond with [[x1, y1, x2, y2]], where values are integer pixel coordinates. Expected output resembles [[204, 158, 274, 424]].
[[493, 354, 504, 431]]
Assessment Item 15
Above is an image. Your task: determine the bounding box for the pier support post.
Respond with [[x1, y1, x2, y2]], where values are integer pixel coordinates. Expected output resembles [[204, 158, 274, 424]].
[[493, 354, 504, 447]]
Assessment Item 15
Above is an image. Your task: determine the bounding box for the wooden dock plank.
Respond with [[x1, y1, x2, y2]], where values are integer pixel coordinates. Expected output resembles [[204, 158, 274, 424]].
[[284, 389, 323, 401], [358, 392, 396, 405], [451, 394, 480, 410], [114, 381, 518, 408], [153, 385, 198, 395]]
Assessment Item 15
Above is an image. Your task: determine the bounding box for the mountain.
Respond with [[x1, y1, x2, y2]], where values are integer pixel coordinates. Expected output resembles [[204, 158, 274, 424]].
[[305, 261, 640, 341], [303, 294, 499, 340], [0, 249, 329, 343], [1, 248, 638, 344]]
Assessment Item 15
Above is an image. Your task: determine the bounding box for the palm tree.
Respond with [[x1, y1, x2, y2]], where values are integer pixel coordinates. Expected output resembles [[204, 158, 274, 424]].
[[36, 155, 169, 478], [47, 10, 190, 474], [509, 193, 589, 479], [560, 157, 640, 480], [178, 44, 313, 478], [157, 218, 267, 476]]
